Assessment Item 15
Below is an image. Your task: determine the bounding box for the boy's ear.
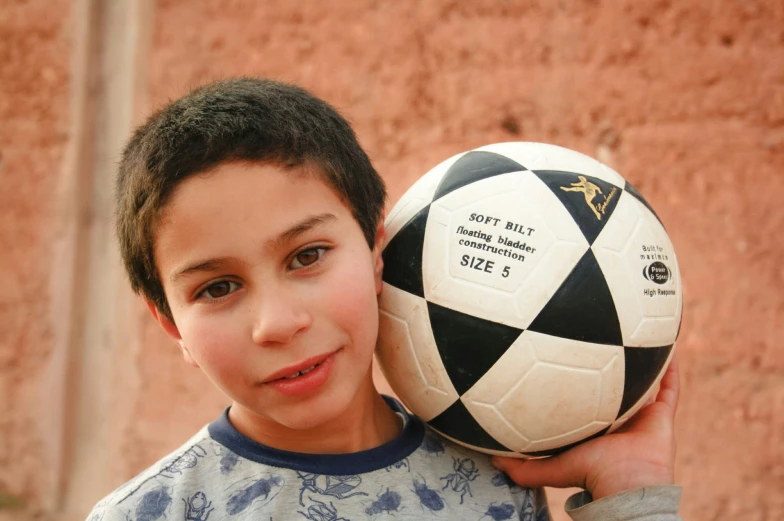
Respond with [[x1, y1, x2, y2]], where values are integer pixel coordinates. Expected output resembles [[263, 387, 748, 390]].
[[144, 299, 200, 368], [373, 216, 386, 295]]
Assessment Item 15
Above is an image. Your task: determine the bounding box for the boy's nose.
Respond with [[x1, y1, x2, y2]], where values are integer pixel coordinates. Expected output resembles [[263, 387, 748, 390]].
[[250, 296, 312, 346]]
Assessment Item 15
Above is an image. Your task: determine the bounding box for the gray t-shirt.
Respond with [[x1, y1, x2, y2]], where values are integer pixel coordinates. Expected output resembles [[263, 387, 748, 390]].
[[87, 397, 550, 520], [87, 397, 681, 521]]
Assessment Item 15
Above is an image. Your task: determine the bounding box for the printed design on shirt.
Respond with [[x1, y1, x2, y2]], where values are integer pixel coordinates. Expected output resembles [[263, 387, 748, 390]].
[[490, 472, 516, 488], [135, 487, 172, 521], [480, 502, 516, 521], [117, 444, 208, 505], [217, 447, 240, 474], [165, 445, 208, 475], [298, 497, 351, 521], [296, 472, 368, 507], [364, 488, 402, 516], [411, 477, 445, 512], [517, 488, 539, 521], [182, 491, 214, 521], [385, 458, 410, 473], [535, 506, 551, 521], [440, 457, 479, 504], [225, 473, 283, 516], [420, 433, 445, 456]]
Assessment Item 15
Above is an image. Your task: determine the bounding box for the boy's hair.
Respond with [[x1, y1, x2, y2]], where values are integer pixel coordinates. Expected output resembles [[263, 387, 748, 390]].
[[116, 77, 387, 320]]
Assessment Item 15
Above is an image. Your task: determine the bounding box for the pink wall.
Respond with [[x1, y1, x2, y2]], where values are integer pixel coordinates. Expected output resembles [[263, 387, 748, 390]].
[[1, 1, 783, 520], [0, 0, 73, 513]]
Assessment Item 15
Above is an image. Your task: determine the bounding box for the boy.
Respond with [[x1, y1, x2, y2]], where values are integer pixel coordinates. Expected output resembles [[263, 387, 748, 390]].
[[89, 78, 682, 520]]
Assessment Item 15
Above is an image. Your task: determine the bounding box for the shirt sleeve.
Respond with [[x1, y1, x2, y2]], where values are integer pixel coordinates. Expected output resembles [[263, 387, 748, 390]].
[[565, 485, 682, 521]]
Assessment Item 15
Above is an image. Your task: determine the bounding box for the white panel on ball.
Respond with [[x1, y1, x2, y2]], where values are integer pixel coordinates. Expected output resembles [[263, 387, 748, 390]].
[[422, 171, 589, 329], [377, 285, 460, 421], [384, 152, 467, 241], [592, 192, 682, 347], [476, 142, 626, 188], [461, 331, 624, 452]]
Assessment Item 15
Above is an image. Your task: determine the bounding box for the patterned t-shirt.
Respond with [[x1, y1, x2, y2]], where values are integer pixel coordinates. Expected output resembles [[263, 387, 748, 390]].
[[87, 397, 551, 521]]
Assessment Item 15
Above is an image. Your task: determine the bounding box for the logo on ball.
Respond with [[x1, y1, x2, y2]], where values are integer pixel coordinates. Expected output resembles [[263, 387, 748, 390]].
[[560, 175, 619, 221], [643, 262, 671, 285]]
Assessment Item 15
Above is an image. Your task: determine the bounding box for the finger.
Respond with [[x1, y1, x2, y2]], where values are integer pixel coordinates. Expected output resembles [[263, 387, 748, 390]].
[[492, 454, 588, 490], [655, 353, 680, 414]]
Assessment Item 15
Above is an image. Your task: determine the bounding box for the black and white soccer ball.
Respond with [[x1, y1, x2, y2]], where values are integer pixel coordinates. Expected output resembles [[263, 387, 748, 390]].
[[376, 142, 682, 457]]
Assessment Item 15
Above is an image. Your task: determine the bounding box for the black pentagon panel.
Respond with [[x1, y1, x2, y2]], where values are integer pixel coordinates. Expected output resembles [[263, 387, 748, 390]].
[[527, 249, 623, 346], [617, 345, 673, 419], [427, 302, 523, 396], [432, 151, 526, 202], [522, 426, 611, 457], [624, 181, 663, 226], [427, 399, 511, 452], [382, 206, 429, 298], [533, 170, 622, 245]]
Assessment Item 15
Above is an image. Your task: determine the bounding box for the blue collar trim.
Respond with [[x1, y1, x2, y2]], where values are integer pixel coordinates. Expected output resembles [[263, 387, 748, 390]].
[[207, 396, 425, 475]]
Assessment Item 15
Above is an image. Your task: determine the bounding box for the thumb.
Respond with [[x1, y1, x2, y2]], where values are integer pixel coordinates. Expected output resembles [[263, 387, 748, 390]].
[[492, 455, 588, 490]]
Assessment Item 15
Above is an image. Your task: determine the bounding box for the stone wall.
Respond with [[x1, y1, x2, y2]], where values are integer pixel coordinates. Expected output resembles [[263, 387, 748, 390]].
[[1, 1, 782, 520]]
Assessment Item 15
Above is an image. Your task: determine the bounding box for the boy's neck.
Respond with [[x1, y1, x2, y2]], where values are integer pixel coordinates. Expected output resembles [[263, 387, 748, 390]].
[[227, 376, 402, 455]]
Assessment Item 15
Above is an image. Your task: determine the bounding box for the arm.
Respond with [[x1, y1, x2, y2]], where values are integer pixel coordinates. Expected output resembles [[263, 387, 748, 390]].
[[495, 356, 682, 519]]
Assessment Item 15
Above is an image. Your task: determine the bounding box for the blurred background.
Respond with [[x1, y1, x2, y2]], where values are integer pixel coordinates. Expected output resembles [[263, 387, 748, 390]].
[[1, 0, 783, 520]]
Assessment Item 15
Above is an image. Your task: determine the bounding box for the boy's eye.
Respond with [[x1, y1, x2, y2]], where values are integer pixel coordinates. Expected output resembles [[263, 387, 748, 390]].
[[199, 280, 240, 300], [290, 247, 326, 269]]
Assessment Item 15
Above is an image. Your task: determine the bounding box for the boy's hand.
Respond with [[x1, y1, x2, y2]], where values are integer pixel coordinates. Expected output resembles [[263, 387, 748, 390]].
[[492, 355, 680, 500]]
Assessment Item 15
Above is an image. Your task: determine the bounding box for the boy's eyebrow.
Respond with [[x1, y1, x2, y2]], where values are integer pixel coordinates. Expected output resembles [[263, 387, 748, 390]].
[[171, 213, 337, 283], [172, 258, 237, 283], [269, 212, 337, 250]]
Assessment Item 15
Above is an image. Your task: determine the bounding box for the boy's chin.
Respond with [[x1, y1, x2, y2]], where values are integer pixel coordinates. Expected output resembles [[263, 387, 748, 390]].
[[266, 387, 361, 431]]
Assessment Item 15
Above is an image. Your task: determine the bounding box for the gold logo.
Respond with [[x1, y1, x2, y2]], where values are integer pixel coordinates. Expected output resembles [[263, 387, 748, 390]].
[[560, 176, 618, 220]]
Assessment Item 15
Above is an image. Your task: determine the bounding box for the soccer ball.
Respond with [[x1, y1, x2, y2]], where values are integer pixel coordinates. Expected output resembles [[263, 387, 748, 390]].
[[376, 142, 681, 457]]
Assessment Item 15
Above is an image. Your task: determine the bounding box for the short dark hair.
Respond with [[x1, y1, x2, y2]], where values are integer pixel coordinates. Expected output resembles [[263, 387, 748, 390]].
[[116, 77, 386, 320]]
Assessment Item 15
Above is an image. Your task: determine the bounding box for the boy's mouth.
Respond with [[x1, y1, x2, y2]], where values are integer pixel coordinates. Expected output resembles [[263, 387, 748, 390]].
[[263, 350, 339, 397], [282, 363, 319, 379], [262, 350, 337, 383]]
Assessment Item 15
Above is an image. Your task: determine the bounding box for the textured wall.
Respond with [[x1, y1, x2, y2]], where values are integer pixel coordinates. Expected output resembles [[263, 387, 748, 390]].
[[144, 2, 784, 519], [1, 1, 783, 520], [0, 0, 72, 513]]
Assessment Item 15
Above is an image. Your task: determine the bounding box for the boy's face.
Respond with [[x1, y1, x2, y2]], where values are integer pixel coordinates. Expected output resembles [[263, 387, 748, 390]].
[[151, 161, 384, 430]]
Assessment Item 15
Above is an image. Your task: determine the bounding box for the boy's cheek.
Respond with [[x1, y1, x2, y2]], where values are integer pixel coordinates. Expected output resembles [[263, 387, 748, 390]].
[[187, 345, 252, 390], [329, 263, 379, 316], [323, 265, 379, 348], [178, 317, 242, 368]]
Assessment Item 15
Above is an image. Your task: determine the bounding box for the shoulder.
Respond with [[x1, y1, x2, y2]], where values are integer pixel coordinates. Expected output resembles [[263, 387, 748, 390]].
[[379, 426, 552, 519], [85, 424, 315, 521], [86, 426, 243, 519], [410, 426, 503, 479]]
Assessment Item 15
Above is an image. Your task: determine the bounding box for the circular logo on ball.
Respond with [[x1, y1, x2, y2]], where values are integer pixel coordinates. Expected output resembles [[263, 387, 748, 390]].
[[642, 261, 671, 285]]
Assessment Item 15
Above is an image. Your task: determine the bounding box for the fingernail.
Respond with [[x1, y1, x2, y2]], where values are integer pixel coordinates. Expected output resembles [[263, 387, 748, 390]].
[[491, 457, 503, 469]]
